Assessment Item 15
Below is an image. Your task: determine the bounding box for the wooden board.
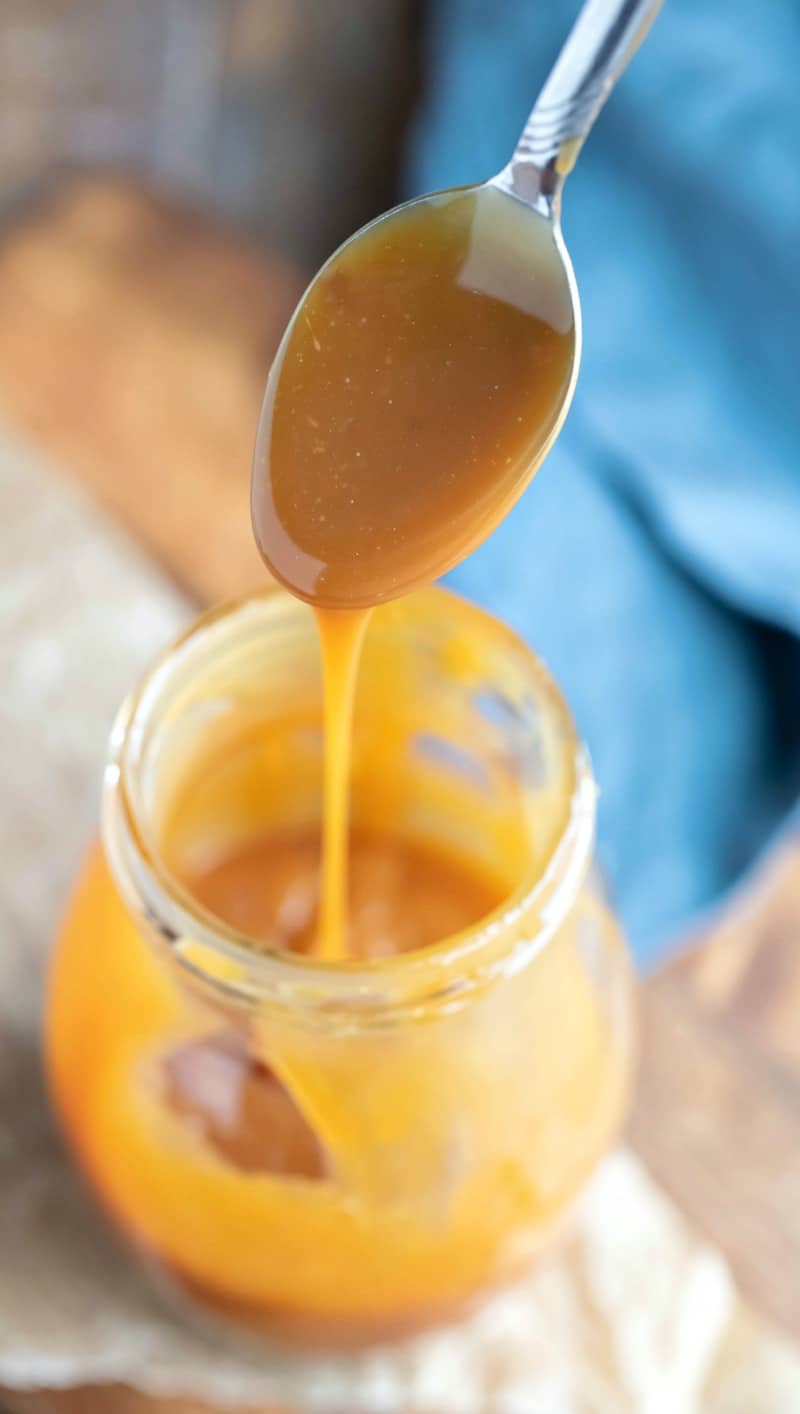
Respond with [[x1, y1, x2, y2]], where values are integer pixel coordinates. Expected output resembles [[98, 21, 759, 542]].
[[3, 1394, 289, 1414], [1, 174, 798, 1412], [0, 174, 305, 603]]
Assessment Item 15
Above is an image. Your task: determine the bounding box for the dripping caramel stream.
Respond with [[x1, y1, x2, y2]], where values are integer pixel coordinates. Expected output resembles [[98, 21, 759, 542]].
[[253, 186, 575, 962], [314, 606, 371, 960]]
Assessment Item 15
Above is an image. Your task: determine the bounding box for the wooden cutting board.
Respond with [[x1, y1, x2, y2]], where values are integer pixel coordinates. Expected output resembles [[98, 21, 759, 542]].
[[1, 174, 798, 1413]]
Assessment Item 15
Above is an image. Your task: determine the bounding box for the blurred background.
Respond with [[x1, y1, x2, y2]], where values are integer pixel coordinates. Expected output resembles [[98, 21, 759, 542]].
[[1, 0, 798, 960], [1, 0, 800, 1392], [0, 0, 421, 264]]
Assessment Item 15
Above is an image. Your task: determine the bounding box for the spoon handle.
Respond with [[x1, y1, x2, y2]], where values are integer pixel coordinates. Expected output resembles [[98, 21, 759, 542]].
[[494, 0, 664, 216]]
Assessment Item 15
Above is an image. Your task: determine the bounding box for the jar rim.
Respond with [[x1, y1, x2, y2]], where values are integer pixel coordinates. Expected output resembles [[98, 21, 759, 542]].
[[103, 588, 596, 1024]]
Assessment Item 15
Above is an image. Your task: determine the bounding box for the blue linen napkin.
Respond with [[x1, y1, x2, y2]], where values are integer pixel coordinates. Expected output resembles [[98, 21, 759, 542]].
[[406, 0, 800, 963]]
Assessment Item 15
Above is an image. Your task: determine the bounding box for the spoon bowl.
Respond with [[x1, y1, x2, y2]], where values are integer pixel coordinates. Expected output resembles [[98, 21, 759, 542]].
[[252, 0, 662, 610]]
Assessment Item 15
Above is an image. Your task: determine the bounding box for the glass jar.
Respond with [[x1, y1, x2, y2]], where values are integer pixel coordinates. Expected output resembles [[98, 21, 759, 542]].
[[46, 586, 634, 1348]]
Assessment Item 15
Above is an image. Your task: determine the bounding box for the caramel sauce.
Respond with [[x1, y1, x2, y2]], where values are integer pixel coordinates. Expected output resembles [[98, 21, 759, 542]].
[[183, 827, 505, 960], [45, 185, 630, 1347], [253, 185, 575, 609], [252, 185, 574, 962]]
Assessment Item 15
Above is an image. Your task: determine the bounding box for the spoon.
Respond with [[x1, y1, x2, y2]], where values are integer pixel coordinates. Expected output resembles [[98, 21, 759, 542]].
[[253, 0, 663, 609]]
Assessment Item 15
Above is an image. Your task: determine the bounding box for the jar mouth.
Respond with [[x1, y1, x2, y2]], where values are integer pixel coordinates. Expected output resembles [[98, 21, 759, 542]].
[[104, 588, 596, 1023]]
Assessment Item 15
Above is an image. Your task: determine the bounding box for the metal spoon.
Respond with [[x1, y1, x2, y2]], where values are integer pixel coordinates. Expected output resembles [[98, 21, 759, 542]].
[[494, 0, 663, 217], [253, 0, 664, 607]]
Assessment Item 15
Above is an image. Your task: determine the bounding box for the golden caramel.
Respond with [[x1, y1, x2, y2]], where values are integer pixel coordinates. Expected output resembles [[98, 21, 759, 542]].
[[48, 843, 629, 1345], [252, 184, 575, 957], [47, 591, 633, 1346], [254, 185, 575, 609], [184, 827, 505, 960], [45, 169, 624, 1350]]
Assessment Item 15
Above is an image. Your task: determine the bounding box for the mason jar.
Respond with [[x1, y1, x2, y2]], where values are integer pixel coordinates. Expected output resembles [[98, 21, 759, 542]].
[[47, 586, 633, 1348]]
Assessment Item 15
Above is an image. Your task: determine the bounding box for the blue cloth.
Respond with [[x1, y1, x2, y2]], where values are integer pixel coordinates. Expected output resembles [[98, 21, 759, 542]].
[[406, 0, 800, 964]]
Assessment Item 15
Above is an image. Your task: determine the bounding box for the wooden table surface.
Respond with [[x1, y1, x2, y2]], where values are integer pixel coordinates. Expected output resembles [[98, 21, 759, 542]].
[[1, 173, 799, 1414]]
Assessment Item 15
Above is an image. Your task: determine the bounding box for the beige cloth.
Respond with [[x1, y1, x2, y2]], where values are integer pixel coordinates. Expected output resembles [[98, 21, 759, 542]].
[[1, 428, 799, 1413]]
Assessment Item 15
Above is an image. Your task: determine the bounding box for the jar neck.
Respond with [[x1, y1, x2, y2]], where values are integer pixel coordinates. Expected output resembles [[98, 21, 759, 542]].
[[102, 590, 596, 1028]]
